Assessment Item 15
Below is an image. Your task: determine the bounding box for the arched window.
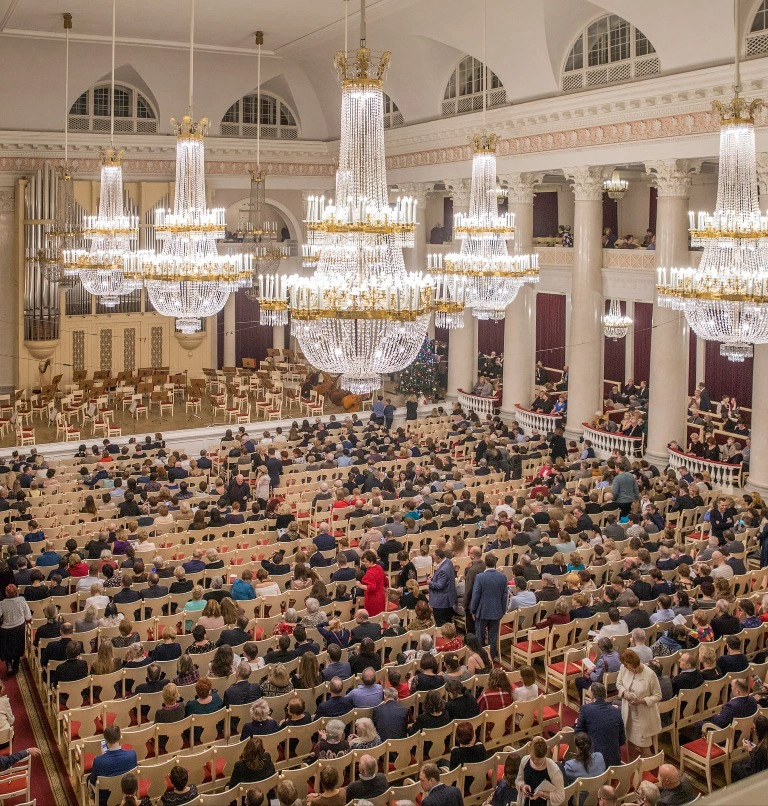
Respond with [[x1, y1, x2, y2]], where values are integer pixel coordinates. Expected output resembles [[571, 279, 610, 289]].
[[383, 93, 403, 129], [442, 56, 506, 117], [747, 0, 768, 56], [68, 84, 157, 133], [220, 92, 298, 139], [562, 14, 659, 92]]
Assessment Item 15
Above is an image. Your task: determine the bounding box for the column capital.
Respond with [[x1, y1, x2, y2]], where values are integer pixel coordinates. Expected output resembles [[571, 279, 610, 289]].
[[564, 166, 607, 201], [396, 182, 432, 203], [499, 172, 543, 205], [448, 179, 472, 211], [756, 153, 768, 196], [645, 159, 701, 197]]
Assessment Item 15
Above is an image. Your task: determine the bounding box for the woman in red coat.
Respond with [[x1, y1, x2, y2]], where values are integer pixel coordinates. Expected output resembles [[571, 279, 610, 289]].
[[358, 550, 387, 616]]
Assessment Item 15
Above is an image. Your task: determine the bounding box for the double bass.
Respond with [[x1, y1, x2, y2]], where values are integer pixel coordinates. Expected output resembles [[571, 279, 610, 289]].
[[311, 373, 361, 412]]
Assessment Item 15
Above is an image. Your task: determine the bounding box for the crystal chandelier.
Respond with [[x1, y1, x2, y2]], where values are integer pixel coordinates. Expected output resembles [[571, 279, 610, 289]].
[[42, 13, 81, 290], [603, 169, 629, 200], [62, 2, 141, 307], [603, 298, 632, 340], [255, 0, 440, 395], [657, 0, 768, 362], [428, 131, 539, 321], [126, 0, 252, 334]]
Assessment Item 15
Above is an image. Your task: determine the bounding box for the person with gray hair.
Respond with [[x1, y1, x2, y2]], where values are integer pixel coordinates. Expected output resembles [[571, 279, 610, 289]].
[[383, 612, 405, 637], [345, 753, 389, 800], [240, 700, 279, 741], [301, 597, 327, 628], [373, 686, 408, 740], [310, 718, 350, 759], [630, 628, 653, 664]]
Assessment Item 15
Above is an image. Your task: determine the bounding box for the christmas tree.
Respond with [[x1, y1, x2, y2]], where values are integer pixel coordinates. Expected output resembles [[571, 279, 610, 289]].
[[398, 338, 439, 400]]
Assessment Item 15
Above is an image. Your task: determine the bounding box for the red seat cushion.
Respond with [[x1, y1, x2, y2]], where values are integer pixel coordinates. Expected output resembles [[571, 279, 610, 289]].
[[547, 661, 582, 675], [683, 738, 726, 758], [0, 779, 26, 797], [500, 624, 514, 636], [514, 641, 545, 653], [542, 706, 559, 720], [83, 753, 95, 773]]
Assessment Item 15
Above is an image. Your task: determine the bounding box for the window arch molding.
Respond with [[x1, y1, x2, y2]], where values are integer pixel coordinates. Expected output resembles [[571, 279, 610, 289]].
[[441, 55, 506, 117], [560, 13, 660, 92], [68, 82, 158, 134], [746, 0, 768, 56], [220, 91, 299, 139], [383, 93, 404, 129]]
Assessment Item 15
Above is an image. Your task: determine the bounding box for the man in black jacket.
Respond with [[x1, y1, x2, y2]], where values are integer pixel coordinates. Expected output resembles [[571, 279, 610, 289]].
[[372, 687, 409, 739], [41, 622, 74, 668], [52, 640, 88, 686], [264, 635, 297, 665], [217, 616, 251, 648], [622, 595, 651, 630], [350, 610, 382, 643], [671, 652, 705, 695], [445, 679, 481, 720], [223, 662, 263, 707], [549, 427, 568, 463], [113, 576, 141, 604], [117, 492, 141, 519], [345, 755, 389, 801]]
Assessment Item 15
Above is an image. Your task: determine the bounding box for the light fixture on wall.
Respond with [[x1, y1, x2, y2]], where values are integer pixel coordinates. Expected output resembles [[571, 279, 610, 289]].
[[428, 131, 539, 321], [255, 0, 439, 395], [603, 169, 629, 200], [41, 13, 82, 290], [125, 0, 252, 333], [241, 31, 290, 316], [62, 1, 142, 306], [656, 0, 768, 362], [602, 298, 632, 340]]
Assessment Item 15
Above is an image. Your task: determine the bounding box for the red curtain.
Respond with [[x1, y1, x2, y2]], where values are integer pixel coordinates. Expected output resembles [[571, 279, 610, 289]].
[[602, 193, 618, 236], [649, 187, 658, 233], [688, 331, 697, 395], [536, 293, 566, 370], [704, 340, 753, 407], [478, 319, 504, 356], [533, 192, 559, 237], [603, 302, 626, 384], [633, 302, 653, 383], [216, 295, 273, 370]]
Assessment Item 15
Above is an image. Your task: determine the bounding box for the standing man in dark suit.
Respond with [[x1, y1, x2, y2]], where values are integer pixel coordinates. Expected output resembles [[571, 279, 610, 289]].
[[469, 554, 507, 661], [420, 762, 464, 806], [265, 450, 283, 492], [574, 682, 626, 767], [372, 687, 408, 740], [428, 549, 457, 627], [549, 427, 568, 463], [462, 546, 485, 636]]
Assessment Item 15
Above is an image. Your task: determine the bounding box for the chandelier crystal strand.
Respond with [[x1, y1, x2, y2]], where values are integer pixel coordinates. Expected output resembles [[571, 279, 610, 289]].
[[127, 0, 251, 333], [656, 0, 768, 361], [43, 13, 81, 289], [603, 169, 629, 200], [602, 298, 633, 340], [256, 0, 434, 395], [428, 132, 539, 321]]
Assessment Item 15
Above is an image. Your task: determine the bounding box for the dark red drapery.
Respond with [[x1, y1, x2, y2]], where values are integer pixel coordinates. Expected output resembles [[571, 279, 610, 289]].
[[533, 192, 559, 238], [216, 294, 273, 370], [633, 302, 653, 383], [603, 301, 626, 384], [478, 319, 504, 356], [704, 340, 753, 407], [536, 293, 566, 370], [688, 331, 697, 396]]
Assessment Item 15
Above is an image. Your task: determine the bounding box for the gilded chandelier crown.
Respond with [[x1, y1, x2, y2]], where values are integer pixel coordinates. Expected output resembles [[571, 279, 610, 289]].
[[334, 47, 391, 85], [471, 131, 498, 153], [100, 146, 125, 167], [172, 114, 210, 139], [249, 166, 267, 183], [713, 94, 763, 124]]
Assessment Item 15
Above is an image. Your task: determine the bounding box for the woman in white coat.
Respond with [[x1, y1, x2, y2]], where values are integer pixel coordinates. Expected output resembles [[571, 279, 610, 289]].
[[617, 648, 662, 760], [515, 736, 565, 806]]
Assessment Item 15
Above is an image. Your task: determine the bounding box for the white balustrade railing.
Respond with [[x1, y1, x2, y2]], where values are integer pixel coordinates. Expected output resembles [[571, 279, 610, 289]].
[[513, 404, 562, 435], [458, 390, 499, 419], [582, 423, 644, 458], [668, 447, 743, 491]]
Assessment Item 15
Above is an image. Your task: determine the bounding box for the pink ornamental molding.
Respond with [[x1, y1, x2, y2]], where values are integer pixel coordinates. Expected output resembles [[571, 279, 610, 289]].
[[386, 109, 722, 169]]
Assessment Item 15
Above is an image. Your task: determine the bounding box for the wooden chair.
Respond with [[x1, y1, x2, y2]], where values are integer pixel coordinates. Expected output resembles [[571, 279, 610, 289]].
[[680, 723, 732, 794], [0, 755, 32, 804]]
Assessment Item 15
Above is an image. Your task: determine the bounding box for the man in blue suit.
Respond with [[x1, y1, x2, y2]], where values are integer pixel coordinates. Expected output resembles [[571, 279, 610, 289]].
[[574, 682, 626, 766], [469, 553, 508, 660], [428, 548, 457, 626], [89, 725, 138, 806]]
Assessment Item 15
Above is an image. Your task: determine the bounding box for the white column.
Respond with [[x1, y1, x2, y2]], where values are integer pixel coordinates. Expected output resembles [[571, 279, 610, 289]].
[[624, 300, 635, 382], [562, 167, 606, 440], [644, 159, 697, 465], [695, 337, 706, 386], [500, 173, 537, 418], [223, 294, 236, 367], [446, 181, 475, 401], [747, 344, 768, 495], [0, 182, 18, 390], [272, 325, 286, 351]]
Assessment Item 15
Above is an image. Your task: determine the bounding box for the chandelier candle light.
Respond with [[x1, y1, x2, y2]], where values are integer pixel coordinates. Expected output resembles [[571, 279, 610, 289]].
[[126, 0, 252, 333], [603, 169, 629, 200], [256, 0, 437, 395], [656, 0, 768, 362], [430, 131, 539, 322], [602, 298, 633, 340]]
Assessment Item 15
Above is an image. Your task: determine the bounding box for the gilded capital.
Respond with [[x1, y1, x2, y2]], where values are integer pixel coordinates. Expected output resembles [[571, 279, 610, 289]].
[[564, 166, 606, 201], [645, 159, 700, 198]]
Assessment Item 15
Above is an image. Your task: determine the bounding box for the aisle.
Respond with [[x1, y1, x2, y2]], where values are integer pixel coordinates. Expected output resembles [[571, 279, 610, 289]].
[[7, 659, 77, 806]]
